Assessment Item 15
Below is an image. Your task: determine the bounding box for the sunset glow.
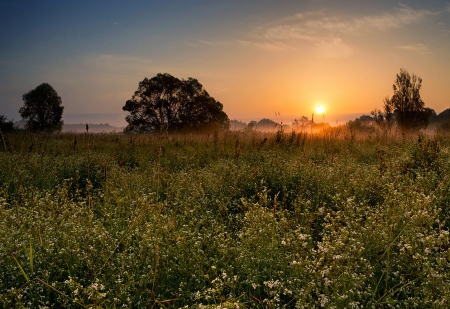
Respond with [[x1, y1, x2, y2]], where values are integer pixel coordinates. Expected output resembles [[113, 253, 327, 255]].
[[315, 105, 326, 115], [0, 1, 449, 126]]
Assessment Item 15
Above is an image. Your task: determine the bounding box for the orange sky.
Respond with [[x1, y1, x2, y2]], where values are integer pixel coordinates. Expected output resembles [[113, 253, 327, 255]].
[[1, 1, 449, 126]]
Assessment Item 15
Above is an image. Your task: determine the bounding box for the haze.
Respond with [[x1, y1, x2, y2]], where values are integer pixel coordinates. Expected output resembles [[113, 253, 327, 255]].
[[1, 0, 450, 127]]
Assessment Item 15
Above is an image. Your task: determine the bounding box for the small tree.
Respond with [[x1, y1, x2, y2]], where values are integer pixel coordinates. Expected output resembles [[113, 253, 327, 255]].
[[292, 116, 310, 132], [0, 115, 15, 133], [371, 96, 395, 134], [123, 73, 229, 133], [384, 69, 429, 132], [19, 83, 64, 132]]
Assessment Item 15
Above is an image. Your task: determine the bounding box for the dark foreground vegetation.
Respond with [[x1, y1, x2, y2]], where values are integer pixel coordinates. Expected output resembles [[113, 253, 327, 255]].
[[1, 129, 450, 308]]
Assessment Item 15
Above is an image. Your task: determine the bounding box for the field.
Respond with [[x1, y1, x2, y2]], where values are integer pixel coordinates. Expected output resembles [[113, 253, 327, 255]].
[[1, 129, 450, 308]]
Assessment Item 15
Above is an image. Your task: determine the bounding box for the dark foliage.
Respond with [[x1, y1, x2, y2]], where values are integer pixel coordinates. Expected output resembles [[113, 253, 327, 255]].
[[123, 73, 229, 133], [371, 99, 395, 134], [0, 115, 15, 133], [384, 69, 430, 132], [437, 120, 450, 134], [347, 115, 376, 134], [19, 83, 64, 132], [433, 108, 450, 123]]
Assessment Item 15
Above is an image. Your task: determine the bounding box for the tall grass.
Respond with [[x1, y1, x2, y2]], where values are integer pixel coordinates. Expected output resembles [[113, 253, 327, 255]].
[[1, 130, 450, 308]]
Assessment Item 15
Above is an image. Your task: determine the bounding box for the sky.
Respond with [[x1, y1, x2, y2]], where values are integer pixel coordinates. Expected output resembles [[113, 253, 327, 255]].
[[1, 0, 450, 127]]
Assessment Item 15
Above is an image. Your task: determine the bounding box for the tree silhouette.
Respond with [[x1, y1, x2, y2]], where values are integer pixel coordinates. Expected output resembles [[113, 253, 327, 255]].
[[348, 115, 376, 134], [0, 115, 15, 133], [123, 73, 229, 133], [19, 83, 64, 132], [292, 116, 310, 131], [383, 69, 429, 132], [371, 96, 395, 134]]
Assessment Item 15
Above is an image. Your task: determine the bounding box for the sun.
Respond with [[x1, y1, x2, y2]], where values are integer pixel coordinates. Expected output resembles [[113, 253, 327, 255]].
[[315, 105, 325, 115]]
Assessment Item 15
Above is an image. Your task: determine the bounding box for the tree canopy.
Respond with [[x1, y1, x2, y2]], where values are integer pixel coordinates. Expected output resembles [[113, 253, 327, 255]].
[[19, 83, 64, 132], [123, 73, 230, 133], [383, 69, 429, 132]]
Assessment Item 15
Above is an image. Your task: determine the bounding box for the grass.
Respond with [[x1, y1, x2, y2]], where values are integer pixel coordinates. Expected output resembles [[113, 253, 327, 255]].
[[1, 129, 450, 308]]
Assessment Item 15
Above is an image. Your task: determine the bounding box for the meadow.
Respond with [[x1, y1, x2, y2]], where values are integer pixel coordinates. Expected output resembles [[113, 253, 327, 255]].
[[1, 129, 450, 308]]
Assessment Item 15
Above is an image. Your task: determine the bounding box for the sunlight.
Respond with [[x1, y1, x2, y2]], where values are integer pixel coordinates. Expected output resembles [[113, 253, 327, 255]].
[[315, 105, 325, 115]]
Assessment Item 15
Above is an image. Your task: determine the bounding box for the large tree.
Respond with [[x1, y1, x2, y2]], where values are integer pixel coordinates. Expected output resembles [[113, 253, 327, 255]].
[[383, 69, 429, 132], [19, 83, 64, 132], [123, 73, 229, 133]]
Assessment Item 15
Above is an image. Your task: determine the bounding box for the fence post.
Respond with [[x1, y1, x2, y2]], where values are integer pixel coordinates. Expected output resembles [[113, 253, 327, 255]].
[[0, 129, 6, 151]]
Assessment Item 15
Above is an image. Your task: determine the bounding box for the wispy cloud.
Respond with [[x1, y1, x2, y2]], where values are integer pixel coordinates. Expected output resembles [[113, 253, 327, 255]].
[[235, 40, 291, 52], [255, 5, 436, 41], [195, 4, 445, 57], [197, 39, 229, 47], [86, 54, 153, 76], [251, 4, 446, 57], [93, 54, 153, 66], [317, 38, 355, 58], [396, 43, 431, 55], [197, 38, 290, 52], [352, 5, 436, 31]]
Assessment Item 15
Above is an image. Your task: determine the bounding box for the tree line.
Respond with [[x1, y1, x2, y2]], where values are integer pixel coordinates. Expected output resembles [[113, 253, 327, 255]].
[[1, 73, 230, 133], [293, 69, 449, 134], [1, 69, 448, 134]]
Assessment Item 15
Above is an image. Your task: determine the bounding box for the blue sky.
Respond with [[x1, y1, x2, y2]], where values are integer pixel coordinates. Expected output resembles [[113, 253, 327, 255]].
[[1, 0, 450, 126]]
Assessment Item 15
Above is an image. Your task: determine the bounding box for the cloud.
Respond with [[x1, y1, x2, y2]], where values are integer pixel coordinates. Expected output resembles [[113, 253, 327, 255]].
[[353, 5, 435, 31], [197, 38, 290, 52], [93, 54, 152, 66], [396, 43, 431, 55], [197, 39, 229, 47], [235, 40, 291, 52], [242, 4, 447, 57], [255, 5, 436, 41], [317, 38, 355, 58], [86, 54, 153, 76], [195, 4, 445, 55]]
